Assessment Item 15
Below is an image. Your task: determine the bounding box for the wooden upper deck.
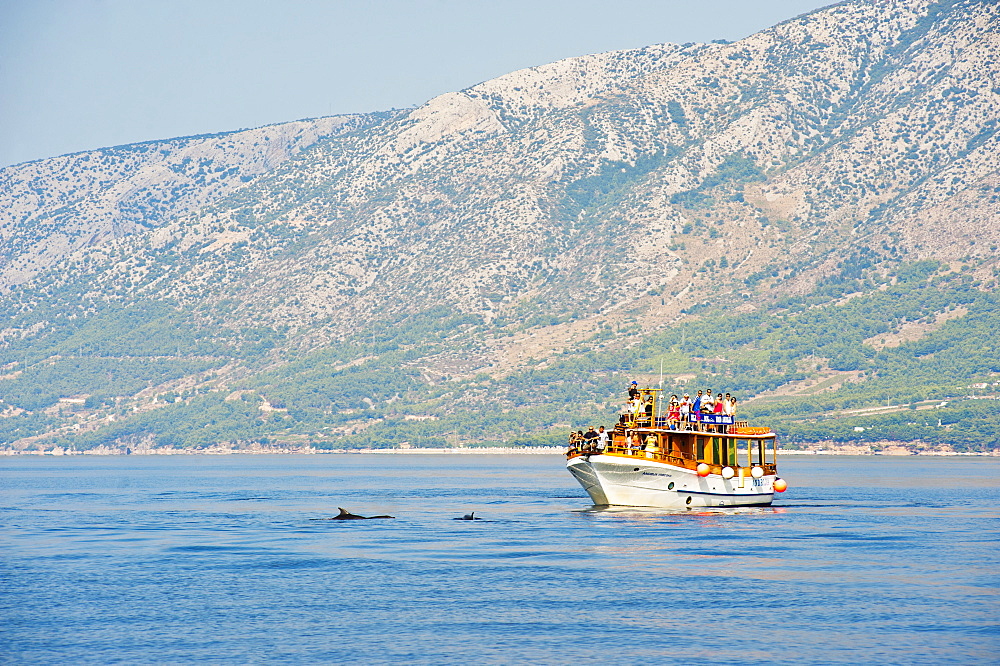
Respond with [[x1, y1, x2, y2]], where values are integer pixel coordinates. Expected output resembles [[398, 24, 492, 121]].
[[568, 421, 779, 476]]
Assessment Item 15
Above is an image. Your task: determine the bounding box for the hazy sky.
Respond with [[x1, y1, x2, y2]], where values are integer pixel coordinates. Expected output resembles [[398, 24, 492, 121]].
[[1, 0, 834, 168]]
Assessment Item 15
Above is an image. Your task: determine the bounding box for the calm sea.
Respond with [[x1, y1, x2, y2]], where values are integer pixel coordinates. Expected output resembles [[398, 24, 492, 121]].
[[1, 454, 997, 664]]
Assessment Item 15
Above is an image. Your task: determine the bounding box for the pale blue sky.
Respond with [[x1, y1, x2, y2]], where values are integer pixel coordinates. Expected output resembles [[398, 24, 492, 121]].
[[0, 0, 833, 167]]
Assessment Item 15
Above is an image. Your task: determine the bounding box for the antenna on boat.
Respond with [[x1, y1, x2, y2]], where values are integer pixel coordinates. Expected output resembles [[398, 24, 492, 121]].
[[659, 358, 664, 388]]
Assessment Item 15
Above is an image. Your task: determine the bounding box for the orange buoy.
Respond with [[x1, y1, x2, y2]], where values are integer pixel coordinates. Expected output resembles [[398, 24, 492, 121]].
[[774, 478, 788, 492], [697, 463, 710, 477]]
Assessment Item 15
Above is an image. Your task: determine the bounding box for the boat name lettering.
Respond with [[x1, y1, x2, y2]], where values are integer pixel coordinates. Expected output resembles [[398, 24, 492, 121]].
[[641, 472, 672, 477]]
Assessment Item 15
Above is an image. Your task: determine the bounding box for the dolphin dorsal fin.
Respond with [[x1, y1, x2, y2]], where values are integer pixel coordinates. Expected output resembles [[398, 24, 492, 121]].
[[337, 507, 351, 517]]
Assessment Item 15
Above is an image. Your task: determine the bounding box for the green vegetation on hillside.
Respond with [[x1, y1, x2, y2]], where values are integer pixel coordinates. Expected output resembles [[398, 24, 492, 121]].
[[6, 260, 997, 453]]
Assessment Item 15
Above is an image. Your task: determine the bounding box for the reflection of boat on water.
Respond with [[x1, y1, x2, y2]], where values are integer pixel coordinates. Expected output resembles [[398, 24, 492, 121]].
[[566, 386, 788, 509]]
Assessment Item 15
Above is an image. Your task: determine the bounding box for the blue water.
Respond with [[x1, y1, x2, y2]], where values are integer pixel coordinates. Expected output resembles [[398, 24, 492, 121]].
[[1, 454, 997, 664]]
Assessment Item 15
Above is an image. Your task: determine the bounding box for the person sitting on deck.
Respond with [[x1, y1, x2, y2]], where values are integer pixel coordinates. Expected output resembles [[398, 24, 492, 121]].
[[568, 430, 581, 453], [623, 397, 635, 424], [630, 396, 643, 423], [643, 434, 660, 453]]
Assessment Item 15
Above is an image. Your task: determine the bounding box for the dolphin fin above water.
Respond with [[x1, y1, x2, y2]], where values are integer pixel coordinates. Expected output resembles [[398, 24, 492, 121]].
[[327, 507, 394, 520], [454, 512, 481, 520]]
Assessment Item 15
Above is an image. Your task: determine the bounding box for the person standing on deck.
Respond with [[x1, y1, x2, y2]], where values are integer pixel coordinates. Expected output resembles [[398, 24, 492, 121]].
[[667, 395, 680, 431], [702, 390, 715, 415], [679, 394, 691, 430], [642, 394, 654, 426], [691, 390, 703, 429], [713, 392, 725, 434], [722, 393, 734, 434], [702, 390, 716, 432], [597, 426, 609, 451]]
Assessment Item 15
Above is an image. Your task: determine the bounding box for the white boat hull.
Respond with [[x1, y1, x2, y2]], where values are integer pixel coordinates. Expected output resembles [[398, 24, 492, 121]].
[[567, 453, 774, 509]]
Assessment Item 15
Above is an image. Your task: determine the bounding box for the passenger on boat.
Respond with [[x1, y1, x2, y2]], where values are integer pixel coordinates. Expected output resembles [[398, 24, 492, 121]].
[[567, 430, 581, 453], [702, 389, 715, 414], [641, 395, 654, 426], [713, 392, 725, 433], [630, 396, 643, 423], [691, 390, 703, 428], [679, 394, 691, 429], [702, 390, 717, 431], [667, 395, 680, 430], [643, 434, 659, 452], [718, 393, 732, 433], [582, 426, 599, 452], [628, 381, 640, 400], [597, 426, 609, 450]]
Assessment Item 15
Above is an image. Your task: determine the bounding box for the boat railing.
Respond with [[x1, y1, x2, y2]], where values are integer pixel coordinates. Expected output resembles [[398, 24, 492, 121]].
[[572, 444, 776, 476], [604, 444, 696, 462]]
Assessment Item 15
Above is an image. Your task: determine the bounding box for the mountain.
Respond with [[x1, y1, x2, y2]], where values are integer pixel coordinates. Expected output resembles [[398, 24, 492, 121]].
[[0, 114, 378, 289], [1, 0, 999, 453]]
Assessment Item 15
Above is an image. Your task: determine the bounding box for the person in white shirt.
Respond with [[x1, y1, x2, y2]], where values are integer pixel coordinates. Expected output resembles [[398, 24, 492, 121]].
[[679, 394, 691, 430]]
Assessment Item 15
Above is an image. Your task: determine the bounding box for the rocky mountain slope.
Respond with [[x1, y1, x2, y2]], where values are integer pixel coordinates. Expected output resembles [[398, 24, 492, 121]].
[[1, 0, 999, 452], [0, 114, 380, 289]]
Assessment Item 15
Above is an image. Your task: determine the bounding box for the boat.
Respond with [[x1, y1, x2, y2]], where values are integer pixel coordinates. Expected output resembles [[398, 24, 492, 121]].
[[566, 386, 787, 509]]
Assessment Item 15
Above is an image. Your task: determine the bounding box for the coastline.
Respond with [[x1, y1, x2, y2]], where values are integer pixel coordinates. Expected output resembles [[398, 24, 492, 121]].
[[2, 443, 996, 457], [0, 445, 566, 456]]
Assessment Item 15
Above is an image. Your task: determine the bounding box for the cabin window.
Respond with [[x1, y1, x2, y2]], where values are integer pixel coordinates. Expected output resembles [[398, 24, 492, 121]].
[[723, 437, 736, 466], [735, 438, 748, 464], [762, 437, 774, 465], [752, 438, 773, 465]]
